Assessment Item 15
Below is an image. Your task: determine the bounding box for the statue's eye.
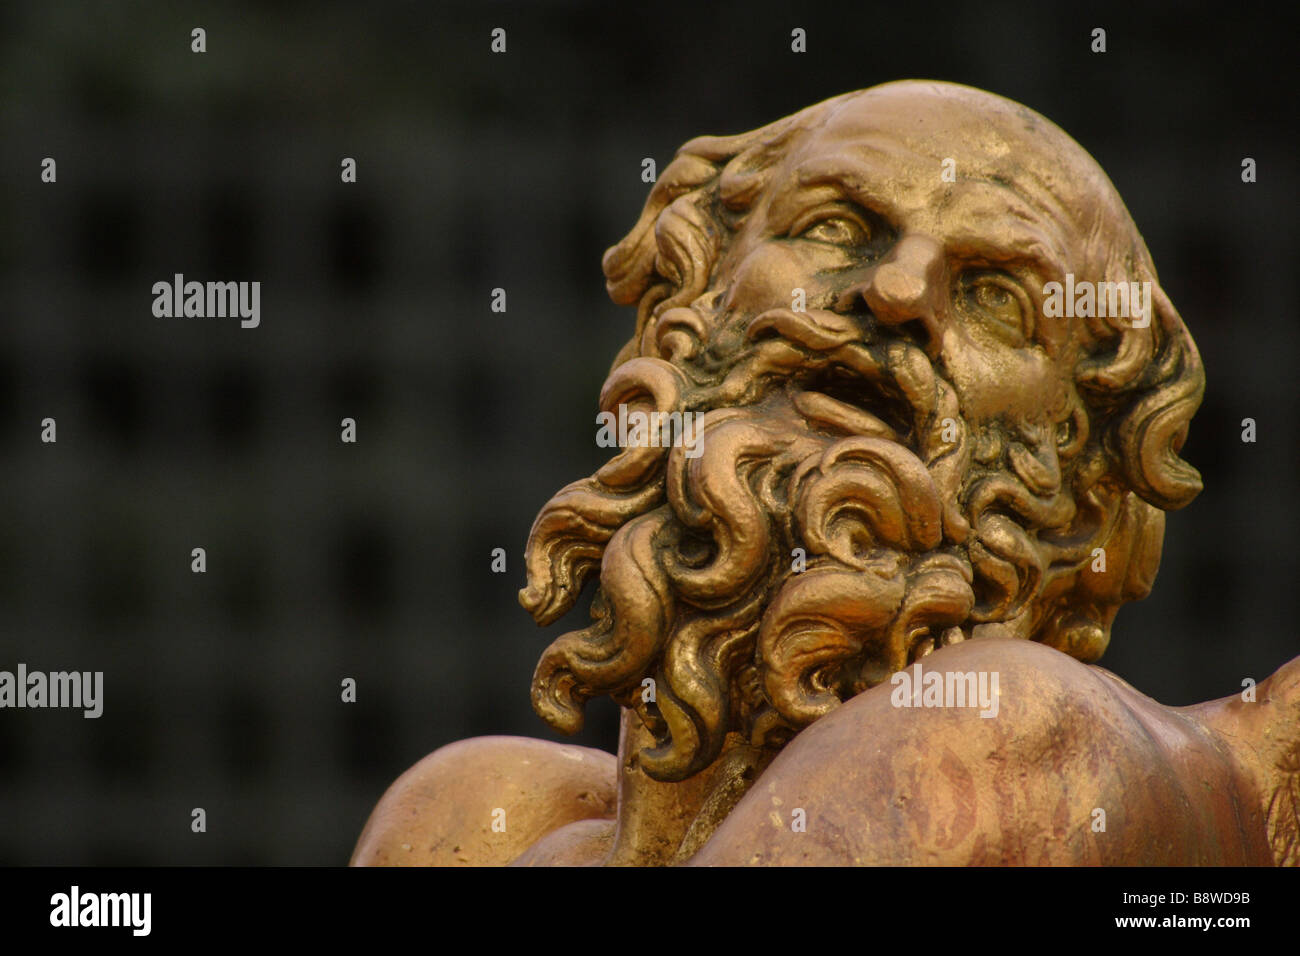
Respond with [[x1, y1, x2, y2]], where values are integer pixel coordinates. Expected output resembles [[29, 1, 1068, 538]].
[[957, 270, 1033, 345], [791, 205, 872, 246]]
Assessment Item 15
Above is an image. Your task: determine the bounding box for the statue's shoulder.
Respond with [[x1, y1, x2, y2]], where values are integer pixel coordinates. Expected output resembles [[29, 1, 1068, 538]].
[[757, 636, 1117, 783], [350, 735, 617, 865], [691, 638, 1259, 865]]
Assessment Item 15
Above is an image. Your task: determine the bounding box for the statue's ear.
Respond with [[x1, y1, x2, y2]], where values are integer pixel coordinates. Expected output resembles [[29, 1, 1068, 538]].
[[601, 125, 787, 373], [602, 152, 719, 306], [1078, 276, 1205, 511], [600, 153, 716, 375]]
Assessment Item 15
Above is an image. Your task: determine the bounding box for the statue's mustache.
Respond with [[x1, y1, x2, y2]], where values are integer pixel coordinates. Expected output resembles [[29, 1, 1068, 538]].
[[703, 304, 972, 544], [684, 306, 933, 444]]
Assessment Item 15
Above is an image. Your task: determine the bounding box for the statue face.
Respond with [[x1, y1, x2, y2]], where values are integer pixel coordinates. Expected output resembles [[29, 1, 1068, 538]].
[[522, 82, 1204, 782], [715, 88, 1091, 435]]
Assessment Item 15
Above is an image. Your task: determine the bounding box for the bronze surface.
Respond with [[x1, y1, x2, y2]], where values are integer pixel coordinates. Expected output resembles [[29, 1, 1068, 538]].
[[353, 81, 1298, 867]]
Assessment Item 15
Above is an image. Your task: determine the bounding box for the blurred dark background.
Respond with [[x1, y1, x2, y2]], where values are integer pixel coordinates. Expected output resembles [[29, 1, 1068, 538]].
[[0, 0, 1294, 864]]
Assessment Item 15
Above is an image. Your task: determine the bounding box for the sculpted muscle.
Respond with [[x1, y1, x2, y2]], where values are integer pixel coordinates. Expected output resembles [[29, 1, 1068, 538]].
[[351, 737, 615, 866], [689, 639, 1276, 866]]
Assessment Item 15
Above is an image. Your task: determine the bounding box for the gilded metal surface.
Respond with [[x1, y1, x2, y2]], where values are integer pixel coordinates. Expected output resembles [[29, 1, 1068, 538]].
[[353, 81, 1299, 866]]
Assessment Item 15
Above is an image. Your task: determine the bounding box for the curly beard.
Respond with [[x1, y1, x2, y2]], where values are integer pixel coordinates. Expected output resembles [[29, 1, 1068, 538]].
[[521, 302, 1120, 781]]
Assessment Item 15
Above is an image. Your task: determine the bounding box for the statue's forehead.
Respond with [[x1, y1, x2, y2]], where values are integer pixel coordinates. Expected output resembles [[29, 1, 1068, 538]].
[[752, 93, 1102, 267], [810, 85, 1048, 142], [781, 91, 1069, 188]]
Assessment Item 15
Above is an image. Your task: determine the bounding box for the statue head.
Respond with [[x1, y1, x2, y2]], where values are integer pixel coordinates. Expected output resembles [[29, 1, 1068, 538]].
[[520, 80, 1204, 781]]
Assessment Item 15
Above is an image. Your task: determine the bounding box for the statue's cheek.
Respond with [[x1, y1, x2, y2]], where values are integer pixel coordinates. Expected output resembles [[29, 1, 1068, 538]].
[[940, 331, 1064, 423], [721, 241, 849, 313]]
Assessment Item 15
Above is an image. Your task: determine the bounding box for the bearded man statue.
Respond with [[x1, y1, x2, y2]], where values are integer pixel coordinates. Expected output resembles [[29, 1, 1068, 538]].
[[352, 80, 1299, 867]]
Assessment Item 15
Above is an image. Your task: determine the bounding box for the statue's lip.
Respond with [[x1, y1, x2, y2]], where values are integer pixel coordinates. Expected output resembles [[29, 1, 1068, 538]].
[[792, 388, 901, 443], [742, 307, 922, 446], [746, 307, 861, 351]]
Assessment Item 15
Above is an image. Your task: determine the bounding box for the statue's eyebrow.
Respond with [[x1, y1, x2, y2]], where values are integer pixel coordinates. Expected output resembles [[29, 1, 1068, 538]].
[[941, 185, 1071, 285], [941, 188, 1074, 348], [788, 154, 901, 220], [788, 158, 1068, 277], [945, 218, 1068, 285]]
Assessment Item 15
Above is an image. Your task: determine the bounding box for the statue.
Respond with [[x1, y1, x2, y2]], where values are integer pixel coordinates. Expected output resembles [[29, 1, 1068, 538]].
[[352, 80, 1299, 866]]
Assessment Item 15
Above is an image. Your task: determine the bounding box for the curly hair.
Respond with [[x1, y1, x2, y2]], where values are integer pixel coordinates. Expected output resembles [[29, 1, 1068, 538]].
[[520, 82, 1204, 781]]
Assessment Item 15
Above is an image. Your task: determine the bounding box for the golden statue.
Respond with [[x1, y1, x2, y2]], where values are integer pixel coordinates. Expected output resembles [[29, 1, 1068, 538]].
[[353, 80, 1299, 866]]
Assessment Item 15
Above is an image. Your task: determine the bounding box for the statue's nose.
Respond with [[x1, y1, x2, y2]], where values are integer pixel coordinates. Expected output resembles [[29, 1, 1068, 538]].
[[837, 234, 946, 352]]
